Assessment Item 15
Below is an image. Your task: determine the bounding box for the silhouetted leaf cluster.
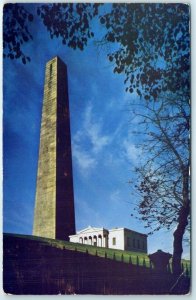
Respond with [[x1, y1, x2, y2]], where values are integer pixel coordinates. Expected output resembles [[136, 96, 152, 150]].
[[3, 4, 33, 64], [37, 3, 101, 50], [100, 3, 190, 100], [3, 3, 190, 103], [3, 3, 102, 62]]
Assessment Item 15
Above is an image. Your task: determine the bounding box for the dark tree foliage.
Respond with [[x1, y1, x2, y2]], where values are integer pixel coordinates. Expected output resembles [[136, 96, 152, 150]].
[[3, 3, 102, 64], [100, 3, 190, 101], [3, 4, 34, 64], [37, 3, 101, 50], [3, 4, 190, 101]]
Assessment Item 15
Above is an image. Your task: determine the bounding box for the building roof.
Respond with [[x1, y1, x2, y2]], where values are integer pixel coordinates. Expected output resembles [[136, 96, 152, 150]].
[[109, 227, 147, 236], [69, 226, 147, 237], [69, 226, 109, 237]]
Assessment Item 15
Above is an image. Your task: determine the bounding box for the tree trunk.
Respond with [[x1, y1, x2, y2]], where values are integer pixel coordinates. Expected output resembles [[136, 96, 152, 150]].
[[172, 203, 190, 275]]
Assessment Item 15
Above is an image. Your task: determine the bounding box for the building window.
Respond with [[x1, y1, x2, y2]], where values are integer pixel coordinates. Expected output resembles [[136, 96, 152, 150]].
[[143, 241, 145, 250], [133, 238, 136, 248], [137, 240, 140, 249], [127, 237, 130, 246], [112, 237, 116, 245]]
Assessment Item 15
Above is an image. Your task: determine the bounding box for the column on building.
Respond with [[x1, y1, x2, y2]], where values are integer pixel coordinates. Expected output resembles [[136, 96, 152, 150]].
[[93, 235, 97, 246], [103, 233, 109, 248], [98, 234, 102, 247], [76, 229, 109, 248], [88, 236, 92, 245]]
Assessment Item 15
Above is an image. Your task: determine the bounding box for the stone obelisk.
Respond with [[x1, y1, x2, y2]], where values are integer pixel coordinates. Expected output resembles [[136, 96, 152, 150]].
[[33, 56, 75, 240]]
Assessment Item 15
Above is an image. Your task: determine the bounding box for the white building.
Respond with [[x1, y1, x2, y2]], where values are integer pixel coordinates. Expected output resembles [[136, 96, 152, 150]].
[[69, 226, 147, 253], [69, 226, 109, 247], [109, 227, 147, 253]]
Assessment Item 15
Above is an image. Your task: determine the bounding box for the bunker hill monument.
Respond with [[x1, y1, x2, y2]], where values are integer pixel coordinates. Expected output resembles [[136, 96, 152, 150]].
[[33, 56, 75, 240]]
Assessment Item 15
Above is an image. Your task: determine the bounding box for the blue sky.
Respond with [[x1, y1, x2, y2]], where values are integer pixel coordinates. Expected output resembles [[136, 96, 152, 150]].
[[3, 3, 190, 258]]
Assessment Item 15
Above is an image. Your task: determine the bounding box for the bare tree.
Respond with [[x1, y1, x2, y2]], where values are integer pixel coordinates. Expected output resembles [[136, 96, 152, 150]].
[[131, 92, 190, 275]]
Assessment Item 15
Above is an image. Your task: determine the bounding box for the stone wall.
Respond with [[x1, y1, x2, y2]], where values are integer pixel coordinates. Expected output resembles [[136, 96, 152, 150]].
[[3, 234, 190, 295]]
